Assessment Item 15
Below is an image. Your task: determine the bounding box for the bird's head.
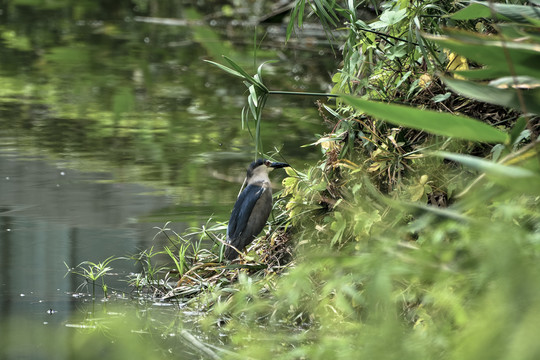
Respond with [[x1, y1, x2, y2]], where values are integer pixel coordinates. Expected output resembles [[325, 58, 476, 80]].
[[247, 159, 290, 181]]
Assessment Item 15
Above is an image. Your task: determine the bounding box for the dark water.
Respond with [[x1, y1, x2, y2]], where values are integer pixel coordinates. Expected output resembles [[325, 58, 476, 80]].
[[0, 1, 335, 357]]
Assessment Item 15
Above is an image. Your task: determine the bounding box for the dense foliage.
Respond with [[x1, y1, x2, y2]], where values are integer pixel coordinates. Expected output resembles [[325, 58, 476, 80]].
[[64, 1, 540, 359], [196, 1, 540, 359]]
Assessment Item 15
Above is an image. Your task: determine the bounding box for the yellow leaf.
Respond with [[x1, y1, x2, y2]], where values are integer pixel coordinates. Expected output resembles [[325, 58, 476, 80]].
[[368, 162, 382, 172], [419, 73, 432, 88], [445, 49, 468, 80], [409, 184, 425, 202]]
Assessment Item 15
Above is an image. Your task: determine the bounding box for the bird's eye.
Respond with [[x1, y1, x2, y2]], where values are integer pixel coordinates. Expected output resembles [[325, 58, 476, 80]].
[[264, 160, 271, 167]]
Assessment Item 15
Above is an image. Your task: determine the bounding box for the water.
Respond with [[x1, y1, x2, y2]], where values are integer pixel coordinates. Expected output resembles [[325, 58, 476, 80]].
[[0, 152, 172, 310], [0, 1, 335, 357]]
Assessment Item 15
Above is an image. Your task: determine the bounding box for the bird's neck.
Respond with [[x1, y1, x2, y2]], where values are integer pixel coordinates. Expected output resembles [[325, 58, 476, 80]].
[[248, 168, 271, 185]]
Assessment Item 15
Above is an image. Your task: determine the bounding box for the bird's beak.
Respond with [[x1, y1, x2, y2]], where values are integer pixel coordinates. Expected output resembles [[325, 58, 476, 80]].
[[269, 161, 290, 169]]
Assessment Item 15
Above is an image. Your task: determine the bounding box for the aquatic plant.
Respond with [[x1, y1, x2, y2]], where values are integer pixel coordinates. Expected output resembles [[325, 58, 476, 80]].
[[65, 256, 118, 299]]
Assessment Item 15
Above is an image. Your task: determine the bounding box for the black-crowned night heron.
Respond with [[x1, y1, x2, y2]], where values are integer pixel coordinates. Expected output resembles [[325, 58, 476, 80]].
[[225, 159, 290, 260]]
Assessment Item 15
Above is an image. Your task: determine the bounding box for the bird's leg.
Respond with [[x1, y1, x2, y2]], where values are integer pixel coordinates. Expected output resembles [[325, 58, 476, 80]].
[[223, 242, 243, 260], [214, 234, 243, 261]]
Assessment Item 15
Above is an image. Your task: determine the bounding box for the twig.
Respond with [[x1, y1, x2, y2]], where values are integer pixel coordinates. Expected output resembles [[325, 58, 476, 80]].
[[353, 25, 420, 46], [180, 329, 222, 360], [268, 90, 338, 97], [176, 263, 220, 287]]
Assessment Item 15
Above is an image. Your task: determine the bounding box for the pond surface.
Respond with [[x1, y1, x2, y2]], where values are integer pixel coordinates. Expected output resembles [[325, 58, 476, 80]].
[[0, 1, 335, 357]]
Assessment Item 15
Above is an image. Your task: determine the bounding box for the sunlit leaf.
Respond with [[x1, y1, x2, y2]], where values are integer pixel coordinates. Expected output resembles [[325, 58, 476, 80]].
[[445, 50, 468, 79], [370, 8, 407, 29], [341, 95, 509, 143], [248, 85, 258, 107]]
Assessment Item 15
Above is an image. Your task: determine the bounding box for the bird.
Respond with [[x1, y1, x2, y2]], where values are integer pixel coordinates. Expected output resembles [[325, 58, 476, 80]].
[[225, 159, 290, 260]]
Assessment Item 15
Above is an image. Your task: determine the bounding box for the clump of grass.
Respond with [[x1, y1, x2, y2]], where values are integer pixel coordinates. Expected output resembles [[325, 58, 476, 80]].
[[124, 215, 294, 305], [65, 256, 118, 299]]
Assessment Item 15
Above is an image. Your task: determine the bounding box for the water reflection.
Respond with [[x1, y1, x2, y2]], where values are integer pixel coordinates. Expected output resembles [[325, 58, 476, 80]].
[[0, 152, 179, 317], [0, 1, 334, 357]]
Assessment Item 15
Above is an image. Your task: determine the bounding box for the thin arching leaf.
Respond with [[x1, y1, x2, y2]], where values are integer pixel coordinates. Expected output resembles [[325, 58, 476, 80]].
[[341, 95, 509, 143], [443, 76, 540, 115], [204, 60, 243, 78], [223, 56, 268, 93], [248, 84, 258, 107], [509, 117, 528, 145], [435, 151, 537, 178], [286, 4, 299, 41], [449, 2, 540, 23], [424, 30, 540, 80], [434, 151, 540, 194], [298, 0, 305, 27], [312, 0, 338, 27], [257, 60, 278, 84]]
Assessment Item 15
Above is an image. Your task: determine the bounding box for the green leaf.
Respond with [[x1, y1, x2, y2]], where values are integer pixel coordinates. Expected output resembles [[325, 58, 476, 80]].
[[431, 92, 451, 103], [223, 56, 268, 93], [435, 151, 536, 178], [248, 85, 258, 107], [247, 92, 257, 119], [380, 8, 407, 25], [386, 43, 407, 60], [371, 8, 407, 29], [442, 76, 540, 115], [312, 0, 338, 27], [448, 3, 492, 20], [330, 211, 347, 245], [341, 95, 509, 143], [298, 0, 305, 27], [256, 60, 278, 84], [223, 56, 253, 79], [509, 117, 528, 145], [449, 2, 540, 23], [424, 29, 540, 80], [286, 5, 297, 41], [204, 60, 243, 78], [491, 143, 505, 162], [434, 151, 540, 193]]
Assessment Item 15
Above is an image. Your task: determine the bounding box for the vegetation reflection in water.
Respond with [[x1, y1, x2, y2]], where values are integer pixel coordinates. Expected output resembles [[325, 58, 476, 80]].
[[0, 2, 334, 208], [0, 1, 337, 358], [6, 1, 540, 360], [2, 301, 223, 359]]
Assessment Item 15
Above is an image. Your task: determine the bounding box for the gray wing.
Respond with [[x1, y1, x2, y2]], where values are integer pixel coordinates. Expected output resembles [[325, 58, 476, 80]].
[[227, 184, 266, 241]]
